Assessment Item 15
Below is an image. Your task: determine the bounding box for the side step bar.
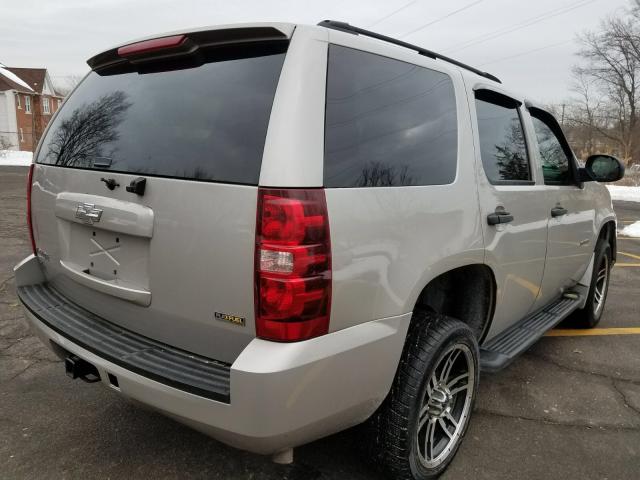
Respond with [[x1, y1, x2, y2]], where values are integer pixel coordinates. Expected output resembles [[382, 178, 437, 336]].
[[480, 295, 582, 372]]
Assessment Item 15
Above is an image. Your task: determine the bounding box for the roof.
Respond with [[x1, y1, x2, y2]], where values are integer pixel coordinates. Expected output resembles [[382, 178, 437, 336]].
[[0, 66, 34, 92], [0, 73, 28, 92], [5, 67, 45, 93]]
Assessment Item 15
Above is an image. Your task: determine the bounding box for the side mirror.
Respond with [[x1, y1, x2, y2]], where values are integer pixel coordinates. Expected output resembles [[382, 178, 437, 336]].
[[579, 154, 625, 183]]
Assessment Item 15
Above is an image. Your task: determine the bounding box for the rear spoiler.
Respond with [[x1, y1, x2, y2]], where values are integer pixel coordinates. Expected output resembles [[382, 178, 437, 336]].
[[87, 26, 289, 72]]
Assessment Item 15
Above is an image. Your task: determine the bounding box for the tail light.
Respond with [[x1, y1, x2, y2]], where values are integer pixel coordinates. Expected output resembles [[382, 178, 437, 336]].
[[26, 163, 36, 255], [255, 188, 331, 342]]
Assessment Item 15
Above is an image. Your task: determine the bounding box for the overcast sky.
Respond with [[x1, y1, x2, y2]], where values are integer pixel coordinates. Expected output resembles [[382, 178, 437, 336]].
[[0, 0, 632, 102]]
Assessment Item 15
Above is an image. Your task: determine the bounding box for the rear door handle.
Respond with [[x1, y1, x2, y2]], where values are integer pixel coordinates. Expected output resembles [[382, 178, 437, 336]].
[[487, 210, 514, 226], [551, 206, 568, 217]]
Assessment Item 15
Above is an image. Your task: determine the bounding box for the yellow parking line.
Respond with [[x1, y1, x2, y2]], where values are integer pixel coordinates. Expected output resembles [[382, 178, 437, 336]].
[[614, 263, 640, 267], [619, 251, 640, 261], [547, 327, 640, 337]]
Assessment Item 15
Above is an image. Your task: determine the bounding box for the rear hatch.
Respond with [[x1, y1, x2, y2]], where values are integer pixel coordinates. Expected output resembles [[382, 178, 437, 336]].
[[29, 26, 290, 363]]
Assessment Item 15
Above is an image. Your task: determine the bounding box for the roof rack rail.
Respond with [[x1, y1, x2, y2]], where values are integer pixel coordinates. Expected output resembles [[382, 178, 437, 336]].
[[317, 20, 501, 84]]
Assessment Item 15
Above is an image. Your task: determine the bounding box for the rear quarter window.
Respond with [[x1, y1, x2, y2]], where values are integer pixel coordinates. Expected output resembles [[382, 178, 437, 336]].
[[324, 45, 458, 188], [36, 43, 287, 185]]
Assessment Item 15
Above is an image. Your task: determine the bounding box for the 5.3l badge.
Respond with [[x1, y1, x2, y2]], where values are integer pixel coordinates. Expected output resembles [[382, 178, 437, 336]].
[[215, 312, 245, 327]]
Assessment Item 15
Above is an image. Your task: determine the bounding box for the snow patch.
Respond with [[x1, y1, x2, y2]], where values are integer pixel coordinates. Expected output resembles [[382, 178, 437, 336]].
[[606, 185, 640, 203], [621, 221, 640, 238], [0, 150, 33, 166], [0, 67, 33, 92]]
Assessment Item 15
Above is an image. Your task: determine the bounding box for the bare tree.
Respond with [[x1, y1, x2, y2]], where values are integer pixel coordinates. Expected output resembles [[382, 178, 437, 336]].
[[565, 67, 613, 157], [575, 9, 639, 165], [0, 135, 14, 156], [51, 74, 84, 97], [43, 91, 131, 167], [355, 161, 414, 187]]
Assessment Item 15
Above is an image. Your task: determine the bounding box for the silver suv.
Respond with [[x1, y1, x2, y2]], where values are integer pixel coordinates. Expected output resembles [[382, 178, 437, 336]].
[[14, 21, 625, 479]]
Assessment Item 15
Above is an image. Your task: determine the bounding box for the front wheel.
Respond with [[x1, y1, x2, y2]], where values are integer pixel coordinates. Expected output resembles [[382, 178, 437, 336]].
[[574, 240, 612, 328], [371, 311, 479, 479]]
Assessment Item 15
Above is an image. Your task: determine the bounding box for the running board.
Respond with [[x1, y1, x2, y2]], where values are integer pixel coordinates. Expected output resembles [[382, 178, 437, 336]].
[[480, 295, 582, 373]]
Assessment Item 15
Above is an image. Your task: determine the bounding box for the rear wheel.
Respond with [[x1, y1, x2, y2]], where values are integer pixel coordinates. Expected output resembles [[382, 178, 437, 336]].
[[574, 240, 612, 328], [370, 311, 479, 479]]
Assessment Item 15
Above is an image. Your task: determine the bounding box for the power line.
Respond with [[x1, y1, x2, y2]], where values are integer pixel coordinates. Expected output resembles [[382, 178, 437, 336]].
[[399, 0, 485, 38], [478, 39, 573, 66], [366, 0, 421, 28], [444, 0, 599, 53]]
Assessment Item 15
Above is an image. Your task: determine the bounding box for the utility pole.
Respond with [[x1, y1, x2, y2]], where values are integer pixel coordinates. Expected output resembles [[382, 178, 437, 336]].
[[561, 103, 566, 126]]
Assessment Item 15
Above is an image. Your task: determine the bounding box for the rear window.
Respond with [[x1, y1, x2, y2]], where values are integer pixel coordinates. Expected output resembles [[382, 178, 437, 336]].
[[324, 45, 458, 188], [36, 43, 287, 185]]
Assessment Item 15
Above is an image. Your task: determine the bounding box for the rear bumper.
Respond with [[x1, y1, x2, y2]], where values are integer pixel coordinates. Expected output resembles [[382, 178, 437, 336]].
[[15, 255, 410, 454]]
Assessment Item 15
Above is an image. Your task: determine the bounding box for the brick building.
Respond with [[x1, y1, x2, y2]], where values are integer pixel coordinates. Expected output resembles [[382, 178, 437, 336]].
[[0, 64, 65, 152]]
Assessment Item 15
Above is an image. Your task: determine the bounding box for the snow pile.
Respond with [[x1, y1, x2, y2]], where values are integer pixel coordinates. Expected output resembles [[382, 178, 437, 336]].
[[0, 150, 33, 166], [620, 221, 640, 238], [0, 67, 33, 91], [607, 185, 640, 203]]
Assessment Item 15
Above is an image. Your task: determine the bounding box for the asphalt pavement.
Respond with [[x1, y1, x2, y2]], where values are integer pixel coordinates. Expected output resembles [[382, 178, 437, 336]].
[[1, 166, 639, 479]]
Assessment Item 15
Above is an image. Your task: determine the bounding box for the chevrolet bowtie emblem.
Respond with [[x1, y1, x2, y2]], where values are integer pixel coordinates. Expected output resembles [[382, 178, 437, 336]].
[[75, 203, 103, 224]]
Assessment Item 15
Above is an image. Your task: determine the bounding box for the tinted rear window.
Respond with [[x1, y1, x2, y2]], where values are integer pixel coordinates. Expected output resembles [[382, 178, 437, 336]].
[[324, 45, 457, 188], [475, 91, 531, 184], [36, 43, 287, 184]]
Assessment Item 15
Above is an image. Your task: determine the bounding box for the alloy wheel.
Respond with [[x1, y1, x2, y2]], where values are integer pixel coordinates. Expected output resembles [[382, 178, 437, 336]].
[[593, 254, 609, 316], [415, 343, 475, 469]]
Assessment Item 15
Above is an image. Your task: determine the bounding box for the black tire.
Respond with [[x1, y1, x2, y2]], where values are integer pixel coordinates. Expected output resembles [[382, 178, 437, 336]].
[[574, 240, 612, 328], [369, 310, 479, 480]]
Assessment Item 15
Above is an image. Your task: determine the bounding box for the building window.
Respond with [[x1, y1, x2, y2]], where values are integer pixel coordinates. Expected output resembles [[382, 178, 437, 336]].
[[57, 98, 62, 109], [43, 97, 50, 115], [24, 95, 31, 114], [20, 128, 24, 143], [16, 95, 21, 109]]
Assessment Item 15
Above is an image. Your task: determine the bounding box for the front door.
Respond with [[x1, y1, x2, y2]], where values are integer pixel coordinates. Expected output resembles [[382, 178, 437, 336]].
[[526, 108, 595, 310], [470, 89, 548, 340]]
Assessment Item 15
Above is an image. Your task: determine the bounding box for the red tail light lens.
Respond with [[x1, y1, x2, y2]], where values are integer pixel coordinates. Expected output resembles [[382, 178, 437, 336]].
[[255, 188, 331, 342], [26, 163, 36, 255]]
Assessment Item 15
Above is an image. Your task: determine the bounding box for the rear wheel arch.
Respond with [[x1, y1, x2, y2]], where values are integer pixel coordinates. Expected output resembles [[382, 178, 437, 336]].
[[412, 264, 496, 343]]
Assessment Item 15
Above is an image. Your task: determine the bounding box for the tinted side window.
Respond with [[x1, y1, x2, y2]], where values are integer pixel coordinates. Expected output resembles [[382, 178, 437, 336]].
[[475, 91, 530, 183], [530, 114, 573, 185], [36, 43, 287, 185], [324, 45, 457, 188]]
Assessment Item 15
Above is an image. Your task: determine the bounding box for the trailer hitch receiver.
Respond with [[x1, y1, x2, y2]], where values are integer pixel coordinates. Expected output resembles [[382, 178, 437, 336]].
[[65, 355, 101, 383]]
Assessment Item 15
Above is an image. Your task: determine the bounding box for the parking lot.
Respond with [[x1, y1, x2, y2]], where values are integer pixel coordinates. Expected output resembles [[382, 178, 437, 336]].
[[1, 165, 638, 479]]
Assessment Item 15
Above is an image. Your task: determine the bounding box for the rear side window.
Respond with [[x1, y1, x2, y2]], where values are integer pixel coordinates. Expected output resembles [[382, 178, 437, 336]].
[[36, 43, 287, 185], [530, 111, 574, 185], [324, 45, 457, 188], [475, 90, 531, 184]]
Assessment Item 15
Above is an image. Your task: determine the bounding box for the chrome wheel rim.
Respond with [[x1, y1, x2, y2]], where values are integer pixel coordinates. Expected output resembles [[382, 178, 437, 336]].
[[415, 343, 474, 469], [593, 254, 609, 316]]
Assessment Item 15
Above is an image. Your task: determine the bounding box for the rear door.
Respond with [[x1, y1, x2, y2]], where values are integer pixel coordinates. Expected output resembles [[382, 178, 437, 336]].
[[469, 88, 548, 339], [525, 107, 595, 310], [29, 28, 290, 363]]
